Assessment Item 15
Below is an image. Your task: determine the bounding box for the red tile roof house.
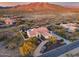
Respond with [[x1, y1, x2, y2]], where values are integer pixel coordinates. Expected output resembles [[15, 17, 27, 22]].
[[4, 18, 14, 25], [27, 27, 52, 39]]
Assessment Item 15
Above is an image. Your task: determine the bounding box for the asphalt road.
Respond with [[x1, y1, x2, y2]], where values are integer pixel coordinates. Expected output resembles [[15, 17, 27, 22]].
[[39, 40, 79, 57]]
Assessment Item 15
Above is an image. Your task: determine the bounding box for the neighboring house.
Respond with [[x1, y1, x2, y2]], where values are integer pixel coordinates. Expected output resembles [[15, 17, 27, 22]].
[[4, 18, 13, 25], [60, 23, 77, 32], [27, 27, 52, 39]]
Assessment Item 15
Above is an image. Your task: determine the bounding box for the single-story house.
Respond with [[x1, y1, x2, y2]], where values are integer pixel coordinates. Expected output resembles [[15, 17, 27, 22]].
[[4, 18, 14, 25], [27, 27, 52, 39], [60, 23, 78, 32]]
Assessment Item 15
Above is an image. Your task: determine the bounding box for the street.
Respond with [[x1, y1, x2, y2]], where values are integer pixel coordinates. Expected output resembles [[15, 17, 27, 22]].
[[40, 40, 79, 57]]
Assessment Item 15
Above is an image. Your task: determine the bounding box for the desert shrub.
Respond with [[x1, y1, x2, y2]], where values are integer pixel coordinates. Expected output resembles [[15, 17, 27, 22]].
[[19, 37, 38, 56]]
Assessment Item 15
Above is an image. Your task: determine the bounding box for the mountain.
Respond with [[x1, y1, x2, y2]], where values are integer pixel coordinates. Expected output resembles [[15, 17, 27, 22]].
[[9, 3, 69, 13], [2, 3, 79, 13]]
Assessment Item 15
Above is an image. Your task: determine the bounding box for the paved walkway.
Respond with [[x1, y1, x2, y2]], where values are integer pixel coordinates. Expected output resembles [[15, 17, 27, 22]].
[[33, 40, 49, 57]]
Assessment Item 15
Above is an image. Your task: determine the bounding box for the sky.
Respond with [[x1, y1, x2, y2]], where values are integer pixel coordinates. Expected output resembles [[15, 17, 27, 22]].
[[0, 2, 79, 7]]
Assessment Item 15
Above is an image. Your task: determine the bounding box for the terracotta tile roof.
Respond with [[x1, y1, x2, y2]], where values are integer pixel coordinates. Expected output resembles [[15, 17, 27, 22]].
[[27, 27, 51, 38]]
